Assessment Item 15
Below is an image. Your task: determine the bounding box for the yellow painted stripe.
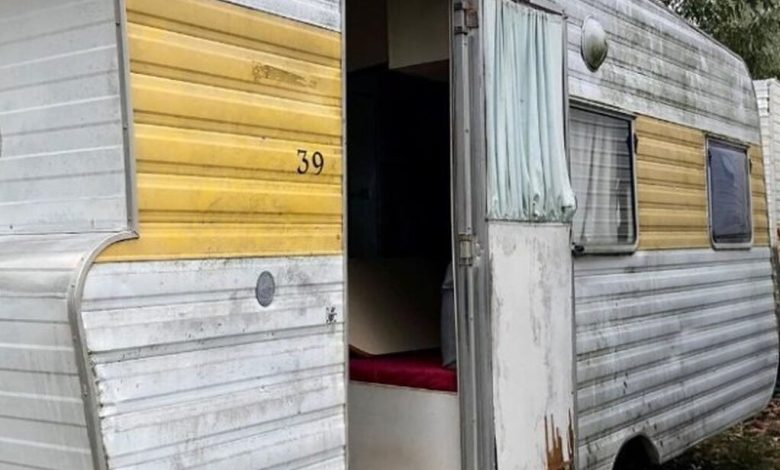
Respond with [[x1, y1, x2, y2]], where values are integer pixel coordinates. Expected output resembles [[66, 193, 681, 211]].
[[101, 0, 343, 262], [637, 162, 705, 189], [638, 184, 706, 209], [750, 145, 771, 246], [100, 223, 342, 262], [634, 117, 703, 146], [126, 0, 341, 66], [132, 74, 341, 142], [134, 124, 343, 184], [635, 116, 710, 250], [127, 22, 341, 106], [639, 232, 711, 250], [635, 117, 770, 249]]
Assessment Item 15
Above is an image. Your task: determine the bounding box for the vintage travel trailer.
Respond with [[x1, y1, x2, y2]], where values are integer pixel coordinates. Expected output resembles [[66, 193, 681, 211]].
[[0, 0, 777, 469]]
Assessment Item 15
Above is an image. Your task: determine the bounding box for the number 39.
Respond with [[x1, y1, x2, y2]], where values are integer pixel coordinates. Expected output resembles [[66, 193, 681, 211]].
[[297, 149, 325, 175]]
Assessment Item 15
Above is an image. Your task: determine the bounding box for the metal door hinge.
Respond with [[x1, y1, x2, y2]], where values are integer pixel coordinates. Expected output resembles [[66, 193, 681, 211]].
[[458, 233, 475, 266], [454, 1, 479, 35]]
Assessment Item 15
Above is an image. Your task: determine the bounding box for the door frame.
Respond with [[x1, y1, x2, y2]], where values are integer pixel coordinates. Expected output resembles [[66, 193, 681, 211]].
[[451, 1, 494, 469]]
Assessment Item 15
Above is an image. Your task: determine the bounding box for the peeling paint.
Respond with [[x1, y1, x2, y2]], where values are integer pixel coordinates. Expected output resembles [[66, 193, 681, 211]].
[[545, 412, 575, 470], [252, 62, 318, 89]]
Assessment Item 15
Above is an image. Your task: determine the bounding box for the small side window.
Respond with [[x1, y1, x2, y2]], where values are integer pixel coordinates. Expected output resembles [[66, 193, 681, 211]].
[[570, 106, 637, 253], [707, 140, 752, 247]]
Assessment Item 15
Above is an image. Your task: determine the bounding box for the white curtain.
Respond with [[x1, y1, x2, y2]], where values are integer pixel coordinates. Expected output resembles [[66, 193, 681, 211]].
[[485, 0, 576, 221]]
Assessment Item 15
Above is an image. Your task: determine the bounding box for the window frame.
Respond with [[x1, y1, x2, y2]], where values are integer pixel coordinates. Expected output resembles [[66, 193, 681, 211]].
[[568, 102, 639, 255], [705, 137, 753, 250]]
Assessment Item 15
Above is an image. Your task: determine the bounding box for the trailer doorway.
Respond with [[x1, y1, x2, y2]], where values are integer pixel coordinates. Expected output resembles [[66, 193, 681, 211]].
[[345, 1, 459, 468]]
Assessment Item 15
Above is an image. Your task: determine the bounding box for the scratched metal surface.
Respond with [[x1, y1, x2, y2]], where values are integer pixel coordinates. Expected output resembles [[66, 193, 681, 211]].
[[489, 223, 576, 469], [574, 248, 779, 469], [756, 79, 780, 244], [222, 0, 341, 31], [566, 0, 761, 146], [0, 0, 130, 234], [80, 255, 347, 469], [0, 233, 125, 470]]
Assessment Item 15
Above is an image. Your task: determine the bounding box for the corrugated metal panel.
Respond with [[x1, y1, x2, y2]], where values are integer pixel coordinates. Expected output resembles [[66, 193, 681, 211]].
[[100, 0, 343, 262], [0, 233, 124, 469], [80, 256, 346, 469], [750, 145, 771, 246], [222, 0, 341, 31], [756, 79, 780, 245], [567, 0, 760, 146], [0, 0, 130, 234], [634, 117, 709, 250], [575, 248, 779, 469]]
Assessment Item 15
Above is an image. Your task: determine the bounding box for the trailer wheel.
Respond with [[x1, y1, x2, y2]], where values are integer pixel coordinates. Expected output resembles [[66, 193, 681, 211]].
[[612, 436, 658, 470]]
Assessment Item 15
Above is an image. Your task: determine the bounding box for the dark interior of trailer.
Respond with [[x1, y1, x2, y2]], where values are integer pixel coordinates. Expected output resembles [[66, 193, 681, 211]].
[[345, 0, 456, 389]]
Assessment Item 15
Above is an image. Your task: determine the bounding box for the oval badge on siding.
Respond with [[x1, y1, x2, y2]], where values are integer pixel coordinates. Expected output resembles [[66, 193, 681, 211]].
[[581, 17, 609, 72], [256, 271, 276, 307]]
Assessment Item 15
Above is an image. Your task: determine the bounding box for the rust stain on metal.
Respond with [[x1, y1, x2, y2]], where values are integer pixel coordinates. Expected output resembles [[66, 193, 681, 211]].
[[252, 63, 317, 89], [545, 411, 575, 470]]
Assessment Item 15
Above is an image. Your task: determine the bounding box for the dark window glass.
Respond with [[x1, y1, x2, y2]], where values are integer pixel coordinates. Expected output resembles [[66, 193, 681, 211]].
[[570, 107, 636, 249], [708, 141, 752, 245]]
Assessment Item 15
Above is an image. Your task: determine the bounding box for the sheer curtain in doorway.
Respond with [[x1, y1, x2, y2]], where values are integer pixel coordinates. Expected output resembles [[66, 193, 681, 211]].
[[485, 0, 576, 222]]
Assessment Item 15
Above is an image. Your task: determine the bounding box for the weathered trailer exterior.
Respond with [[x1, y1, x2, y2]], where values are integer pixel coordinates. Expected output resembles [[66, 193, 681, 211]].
[[566, 1, 777, 468], [0, 0, 777, 469], [468, 0, 777, 468], [0, 0, 346, 469]]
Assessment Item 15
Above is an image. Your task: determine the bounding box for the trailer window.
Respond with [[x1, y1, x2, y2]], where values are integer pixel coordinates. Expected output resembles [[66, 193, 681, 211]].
[[707, 140, 752, 247], [570, 107, 636, 252]]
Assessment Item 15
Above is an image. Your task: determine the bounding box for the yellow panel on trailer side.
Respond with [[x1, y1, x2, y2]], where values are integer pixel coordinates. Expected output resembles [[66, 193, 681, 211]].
[[100, 0, 343, 262], [751, 145, 772, 246], [634, 116, 770, 250], [635, 116, 710, 250]]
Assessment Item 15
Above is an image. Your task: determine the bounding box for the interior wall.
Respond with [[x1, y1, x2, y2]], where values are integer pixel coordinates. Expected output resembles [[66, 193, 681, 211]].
[[346, 0, 388, 71], [387, 0, 449, 70], [346, 0, 452, 356], [347, 68, 451, 262]]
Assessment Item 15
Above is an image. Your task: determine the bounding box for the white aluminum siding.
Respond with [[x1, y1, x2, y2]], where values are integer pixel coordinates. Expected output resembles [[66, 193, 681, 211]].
[[567, 0, 761, 146], [221, 0, 341, 31], [0, 233, 127, 470], [0, 0, 130, 234], [575, 248, 779, 469], [80, 255, 347, 469]]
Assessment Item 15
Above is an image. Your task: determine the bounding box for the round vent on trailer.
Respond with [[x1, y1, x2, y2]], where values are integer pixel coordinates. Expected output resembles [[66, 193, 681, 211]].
[[581, 17, 609, 72], [256, 271, 276, 307]]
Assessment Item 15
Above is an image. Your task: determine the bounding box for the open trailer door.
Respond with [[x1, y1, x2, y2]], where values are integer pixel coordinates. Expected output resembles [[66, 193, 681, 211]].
[[452, 0, 577, 469], [451, 1, 496, 469]]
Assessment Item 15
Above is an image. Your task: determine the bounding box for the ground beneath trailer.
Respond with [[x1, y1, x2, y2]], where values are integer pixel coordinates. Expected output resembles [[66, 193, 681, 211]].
[[655, 394, 780, 469]]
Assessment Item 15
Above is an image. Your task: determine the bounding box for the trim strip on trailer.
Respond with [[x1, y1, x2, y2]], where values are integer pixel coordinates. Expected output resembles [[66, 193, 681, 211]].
[[69, 232, 136, 470]]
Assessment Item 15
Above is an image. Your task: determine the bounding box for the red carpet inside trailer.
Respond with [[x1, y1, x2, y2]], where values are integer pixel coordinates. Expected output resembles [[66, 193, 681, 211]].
[[349, 349, 457, 393]]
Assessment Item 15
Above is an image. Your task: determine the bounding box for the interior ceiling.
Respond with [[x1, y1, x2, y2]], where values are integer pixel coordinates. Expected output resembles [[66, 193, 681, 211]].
[[347, 0, 449, 82]]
